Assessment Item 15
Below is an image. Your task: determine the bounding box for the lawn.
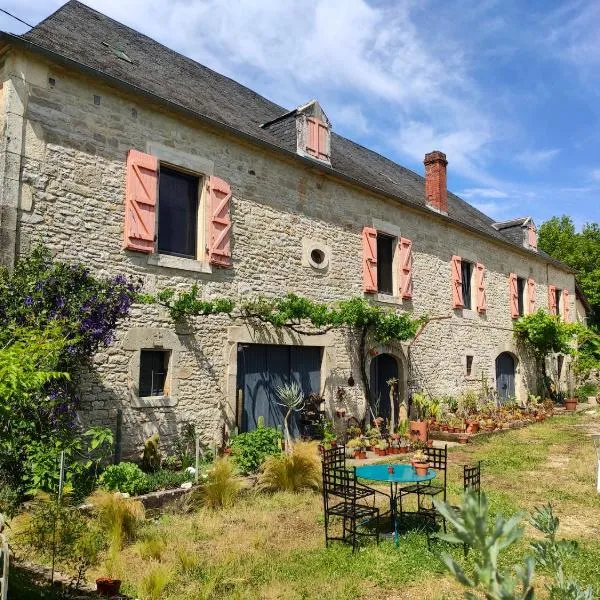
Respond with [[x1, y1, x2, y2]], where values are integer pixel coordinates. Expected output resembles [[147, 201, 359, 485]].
[[10, 408, 600, 599]]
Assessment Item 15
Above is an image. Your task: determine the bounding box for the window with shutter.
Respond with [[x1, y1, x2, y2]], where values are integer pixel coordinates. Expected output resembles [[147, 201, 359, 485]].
[[451, 256, 463, 308], [362, 227, 378, 293], [305, 117, 329, 162], [528, 226, 538, 250], [563, 289, 570, 322], [376, 234, 394, 295], [548, 285, 557, 315], [509, 273, 519, 318], [398, 238, 413, 299], [527, 278, 536, 314], [208, 176, 232, 268], [124, 149, 158, 253], [475, 262, 487, 313]]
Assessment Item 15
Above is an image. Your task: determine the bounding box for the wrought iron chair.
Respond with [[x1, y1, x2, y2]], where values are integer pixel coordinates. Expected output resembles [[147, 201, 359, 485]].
[[322, 461, 380, 552], [398, 445, 448, 520]]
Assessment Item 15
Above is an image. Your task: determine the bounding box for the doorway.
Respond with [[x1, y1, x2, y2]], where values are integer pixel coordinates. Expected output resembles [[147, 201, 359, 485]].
[[369, 353, 401, 425], [495, 352, 516, 402]]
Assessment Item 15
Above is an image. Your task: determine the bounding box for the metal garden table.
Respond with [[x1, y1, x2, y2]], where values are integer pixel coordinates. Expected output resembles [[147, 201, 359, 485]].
[[355, 463, 436, 545]]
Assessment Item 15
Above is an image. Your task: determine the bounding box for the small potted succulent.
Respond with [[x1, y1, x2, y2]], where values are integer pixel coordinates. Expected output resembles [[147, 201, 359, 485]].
[[347, 437, 364, 459], [376, 439, 389, 456], [411, 449, 430, 476]]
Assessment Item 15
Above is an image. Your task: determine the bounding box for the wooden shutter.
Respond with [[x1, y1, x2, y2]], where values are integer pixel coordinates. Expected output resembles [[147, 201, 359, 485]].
[[451, 255, 463, 308], [475, 262, 487, 313], [124, 149, 158, 253], [317, 119, 329, 161], [306, 117, 318, 158], [509, 273, 519, 318], [563, 289, 570, 322], [208, 176, 232, 268], [548, 285, 557, 315], [527, 278, 536, 313], [528, 226, 537, 250], [362, 227, 377, 293], [398, 238, 413, 299]]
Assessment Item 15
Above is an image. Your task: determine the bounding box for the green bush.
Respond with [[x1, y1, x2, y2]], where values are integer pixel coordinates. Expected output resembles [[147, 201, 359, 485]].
[[99, 462, 149, 495], [576, 382, 598, 402], [145, 469, 194, 492], [229, 427, 282, 474]]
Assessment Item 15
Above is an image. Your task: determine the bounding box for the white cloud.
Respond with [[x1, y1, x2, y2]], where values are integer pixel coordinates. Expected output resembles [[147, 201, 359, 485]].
[[591, 169, 600, 182], [471, 201, 516, 220], [460, 188, 508, 199], [515, 148, 560, 170]]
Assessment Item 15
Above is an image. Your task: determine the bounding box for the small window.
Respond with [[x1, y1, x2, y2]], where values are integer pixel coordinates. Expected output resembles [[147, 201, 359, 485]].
[[466, 355, 474, 377], [555, 288, 562, 316], [158, 166, 200, 258], [139, 350, 170, 397], [376, 233, 395, 295], [517, 277, 526, 316], [461, 261, 473, 310]]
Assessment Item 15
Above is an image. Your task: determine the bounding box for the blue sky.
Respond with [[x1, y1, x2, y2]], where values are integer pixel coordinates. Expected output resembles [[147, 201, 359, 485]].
[[2, 0, 599, 228]]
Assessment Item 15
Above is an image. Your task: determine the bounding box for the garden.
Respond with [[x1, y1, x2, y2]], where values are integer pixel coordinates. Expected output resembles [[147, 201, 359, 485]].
[[2, 247, 600, 599]]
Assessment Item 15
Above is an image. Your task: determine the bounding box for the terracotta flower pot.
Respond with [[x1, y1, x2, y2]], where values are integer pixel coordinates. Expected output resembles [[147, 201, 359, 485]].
[[564, 398, 577, 411], [412, 461, 430, 476], [410, 420, 428, 442], [457, 434, 469, 444], [466, 423, 479, 434], [399, 446, 409, 454], [96, 578, 121, 596], [354, 450, 367, 459]]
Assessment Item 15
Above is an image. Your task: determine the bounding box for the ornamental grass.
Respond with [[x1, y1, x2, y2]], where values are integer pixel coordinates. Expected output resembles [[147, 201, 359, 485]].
[[259, 441, 321, 492]]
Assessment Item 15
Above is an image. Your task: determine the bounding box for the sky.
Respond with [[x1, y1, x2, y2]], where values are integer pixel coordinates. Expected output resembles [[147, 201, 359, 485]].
[[2, 0, 599, 228]]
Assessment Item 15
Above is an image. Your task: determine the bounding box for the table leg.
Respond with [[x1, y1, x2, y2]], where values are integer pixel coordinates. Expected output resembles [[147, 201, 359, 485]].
[[392, 483, 399, 546]]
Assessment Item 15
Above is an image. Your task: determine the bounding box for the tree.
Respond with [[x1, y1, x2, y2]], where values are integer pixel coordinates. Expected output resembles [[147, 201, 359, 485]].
[[539, 216, 600, 327]]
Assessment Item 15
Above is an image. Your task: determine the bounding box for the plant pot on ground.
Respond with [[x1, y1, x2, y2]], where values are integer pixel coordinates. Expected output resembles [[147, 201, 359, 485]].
[[564, 398, 577, 411], [96, 577, 121, 596]]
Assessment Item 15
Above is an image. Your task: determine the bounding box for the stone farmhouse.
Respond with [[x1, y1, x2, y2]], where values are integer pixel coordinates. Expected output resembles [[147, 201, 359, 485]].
[[0, 2, 578, 454]]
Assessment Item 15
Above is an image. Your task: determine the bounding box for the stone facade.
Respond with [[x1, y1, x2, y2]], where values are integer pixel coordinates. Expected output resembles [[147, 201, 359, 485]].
[[0, 48, 575, 456]]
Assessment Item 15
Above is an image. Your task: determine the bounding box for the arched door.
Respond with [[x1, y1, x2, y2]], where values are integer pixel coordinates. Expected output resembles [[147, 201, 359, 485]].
[[495, 352, 516, 402], [369, 353, 400, 425]]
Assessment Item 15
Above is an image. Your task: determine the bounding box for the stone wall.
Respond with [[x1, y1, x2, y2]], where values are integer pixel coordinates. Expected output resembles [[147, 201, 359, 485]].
[[1, 49, 576, 456]]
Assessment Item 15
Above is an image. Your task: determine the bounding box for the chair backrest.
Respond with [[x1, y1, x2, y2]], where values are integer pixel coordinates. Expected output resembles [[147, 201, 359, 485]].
[[464, 461, 481, 494], [322, 465, 357, 501], [322, 445, 346, 472], [425, 444, 447, 471]]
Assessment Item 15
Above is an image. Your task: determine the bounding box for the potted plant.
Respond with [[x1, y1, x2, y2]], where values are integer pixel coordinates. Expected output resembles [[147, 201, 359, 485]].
[[410, 393, 429, 443], [411, 449, 430, 476]]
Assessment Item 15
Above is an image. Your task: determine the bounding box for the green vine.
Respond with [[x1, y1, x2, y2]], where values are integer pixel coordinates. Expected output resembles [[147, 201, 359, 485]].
[[141, 287, 425, 344]]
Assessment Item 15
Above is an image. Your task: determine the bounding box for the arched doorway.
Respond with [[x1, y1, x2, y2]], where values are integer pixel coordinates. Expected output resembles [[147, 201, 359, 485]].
[[369, 353, 400, 426], [495, 352, 516, 402]]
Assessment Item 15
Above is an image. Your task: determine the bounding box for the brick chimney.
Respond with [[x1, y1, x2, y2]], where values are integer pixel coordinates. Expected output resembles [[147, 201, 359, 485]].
[[424, 150, 448, 214]]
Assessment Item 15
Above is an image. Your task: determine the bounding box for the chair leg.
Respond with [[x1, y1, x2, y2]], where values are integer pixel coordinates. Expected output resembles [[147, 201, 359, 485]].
[[351, 518, 357, 553]]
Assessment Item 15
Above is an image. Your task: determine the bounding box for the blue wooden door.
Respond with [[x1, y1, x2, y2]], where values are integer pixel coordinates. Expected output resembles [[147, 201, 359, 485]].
[[495, 352, 515, 402], [237, 344, 322, 432]]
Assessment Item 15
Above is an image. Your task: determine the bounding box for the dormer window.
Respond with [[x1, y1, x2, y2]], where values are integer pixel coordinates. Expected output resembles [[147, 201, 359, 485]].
[[492, 216, 538, 252], [305, 117, 329, 162], [527, 223, 537, 251]]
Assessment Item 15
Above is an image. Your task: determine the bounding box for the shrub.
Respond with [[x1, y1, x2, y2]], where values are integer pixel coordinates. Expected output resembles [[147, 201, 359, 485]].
[[141, 433, 161, 473], [230, 426, 282, 474], [193, 458, 241, 509], [576, 382, 598, 402], [99, 462, 149, 496], [259, 442, 321, 492], [145, 469, 194, 492]]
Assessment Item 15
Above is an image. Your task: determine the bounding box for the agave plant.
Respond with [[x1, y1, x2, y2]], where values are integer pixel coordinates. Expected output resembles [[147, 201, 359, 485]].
[[275, 381, 305, 449]]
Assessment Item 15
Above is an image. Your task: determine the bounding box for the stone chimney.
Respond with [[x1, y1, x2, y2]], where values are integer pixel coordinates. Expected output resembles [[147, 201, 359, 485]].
[[424, 150, 448, 214]]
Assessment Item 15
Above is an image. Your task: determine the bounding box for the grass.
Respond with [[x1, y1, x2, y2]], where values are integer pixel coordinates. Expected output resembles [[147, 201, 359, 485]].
[[11, 408, 600, 599]]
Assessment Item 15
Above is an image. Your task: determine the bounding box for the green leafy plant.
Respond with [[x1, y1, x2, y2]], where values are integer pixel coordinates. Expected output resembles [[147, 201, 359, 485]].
[[99, 462, 149, 496], [575, 382, 598, 403], [275, 381, 305, 449], [194, 458, 241, 509], [144, 468, 194, 492], [230, 426, 282, 474], [259, 442, 321, 492]]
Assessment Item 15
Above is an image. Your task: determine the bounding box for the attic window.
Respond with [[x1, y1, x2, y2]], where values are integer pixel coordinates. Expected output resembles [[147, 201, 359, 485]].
[[102, 42, 133, 64], [305, 117, 329, 162]]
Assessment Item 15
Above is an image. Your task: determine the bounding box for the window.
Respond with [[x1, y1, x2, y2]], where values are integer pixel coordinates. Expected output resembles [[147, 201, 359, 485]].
[[158, 166, 200, 258], [139, 350, 170, 397], [461, 261, 473, 310], [376, 233, 395, 295], [466, 355, 474, 377], [555, 288, 562, 316], [517, 277, 526, 316]]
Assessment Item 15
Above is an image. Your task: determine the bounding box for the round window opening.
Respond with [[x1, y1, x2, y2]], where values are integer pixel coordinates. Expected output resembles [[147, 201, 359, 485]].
[[310, 248, 326, 265]]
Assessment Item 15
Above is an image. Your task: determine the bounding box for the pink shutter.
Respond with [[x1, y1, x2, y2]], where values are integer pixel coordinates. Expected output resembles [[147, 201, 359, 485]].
[[362, 227, 377, 293], [317, 120, 329, 161], [528, 226, 537, 250], [306, 117, 318, 157], [527, 278, 536, 313], [451, 255, 463, 308], [398, 238, 413, 299], [475, 262, 487, 313], [548, 285, 557, 315], [208, 176, 232, 268], [509, 273, 519, 318], [124, 149, 157, 253], [563, 289, 570, 322]]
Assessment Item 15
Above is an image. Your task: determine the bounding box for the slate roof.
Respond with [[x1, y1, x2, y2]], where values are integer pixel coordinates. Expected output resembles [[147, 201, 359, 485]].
[[1, 1, 570, 269]]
